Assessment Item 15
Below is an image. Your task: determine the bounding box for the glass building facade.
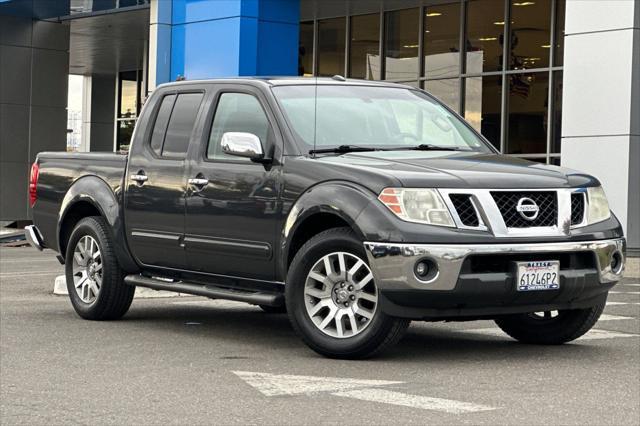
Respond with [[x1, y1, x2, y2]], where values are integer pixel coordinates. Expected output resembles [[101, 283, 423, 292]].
[[299, 0, 566, 164]]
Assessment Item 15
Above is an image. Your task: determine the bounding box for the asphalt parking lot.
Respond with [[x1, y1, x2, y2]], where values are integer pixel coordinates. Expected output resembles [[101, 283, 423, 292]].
[[1, 246, 639, 425]]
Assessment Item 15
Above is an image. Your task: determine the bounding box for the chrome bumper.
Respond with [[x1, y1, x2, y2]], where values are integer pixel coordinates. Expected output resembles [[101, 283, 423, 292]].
[[364, 238, 626, 291], [24, 225, 44, 251]]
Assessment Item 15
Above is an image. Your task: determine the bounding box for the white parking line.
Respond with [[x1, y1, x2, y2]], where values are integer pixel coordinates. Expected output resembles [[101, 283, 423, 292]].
[[599, 314, 636, 321], [607, 301, 640, 306], [333, 388, 497, 414], [0, 270, 62, 277], [609, 291, 640, 295], [461, 327, 639, 340]]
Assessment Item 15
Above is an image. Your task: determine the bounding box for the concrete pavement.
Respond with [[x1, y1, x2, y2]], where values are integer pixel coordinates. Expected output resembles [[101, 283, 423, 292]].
[[1, 247, 639, 425]]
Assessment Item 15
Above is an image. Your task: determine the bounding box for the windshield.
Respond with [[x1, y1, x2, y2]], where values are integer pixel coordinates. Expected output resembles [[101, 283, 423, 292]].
[[272, 85, 492, 153]]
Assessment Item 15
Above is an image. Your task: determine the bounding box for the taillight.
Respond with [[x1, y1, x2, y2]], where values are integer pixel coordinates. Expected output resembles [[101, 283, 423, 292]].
[[29, 162, 39, 207]]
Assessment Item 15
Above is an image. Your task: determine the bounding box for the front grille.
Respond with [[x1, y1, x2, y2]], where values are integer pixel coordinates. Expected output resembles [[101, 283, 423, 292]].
[[571, 192, 585, 225], [491, 191, 557, 228], [449, 194, 480, 227]]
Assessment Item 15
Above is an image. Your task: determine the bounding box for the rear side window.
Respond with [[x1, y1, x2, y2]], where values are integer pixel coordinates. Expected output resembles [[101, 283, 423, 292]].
[[159, 93, 204, 158], [207, 93, 271, 160], [149, 94, 175, 155]]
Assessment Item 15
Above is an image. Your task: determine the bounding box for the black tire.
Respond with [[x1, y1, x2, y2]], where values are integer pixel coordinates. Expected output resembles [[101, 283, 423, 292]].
[[494, 300, 606, 345], [286, 227, 409, 359], [259, 304, 287, 314], [65, 216, 135, 320]]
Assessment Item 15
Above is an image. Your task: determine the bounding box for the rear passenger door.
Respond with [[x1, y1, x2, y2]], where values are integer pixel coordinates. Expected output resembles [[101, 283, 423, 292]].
[[124, 87, 206, 269]]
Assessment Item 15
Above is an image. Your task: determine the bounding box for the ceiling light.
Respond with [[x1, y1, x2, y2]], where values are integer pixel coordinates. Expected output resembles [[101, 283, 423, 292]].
[[426, 12, 442, 17], [513, 1, 535, 6], [493, 21, 505, 25], [478, 37, 497, 41], [541, 44, 551, 48], [403, 44, 419, 49]]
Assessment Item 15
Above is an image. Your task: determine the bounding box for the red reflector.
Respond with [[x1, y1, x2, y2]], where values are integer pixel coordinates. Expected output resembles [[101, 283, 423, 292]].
[[29, 162, 39, 207]]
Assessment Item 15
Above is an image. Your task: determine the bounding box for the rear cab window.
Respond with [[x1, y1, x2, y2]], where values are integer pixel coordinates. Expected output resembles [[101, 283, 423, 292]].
[[149, 92, 204, 159]]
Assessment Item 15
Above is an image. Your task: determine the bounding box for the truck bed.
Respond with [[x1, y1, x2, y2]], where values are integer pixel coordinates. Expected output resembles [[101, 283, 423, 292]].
[[33, 152, 128, 251]]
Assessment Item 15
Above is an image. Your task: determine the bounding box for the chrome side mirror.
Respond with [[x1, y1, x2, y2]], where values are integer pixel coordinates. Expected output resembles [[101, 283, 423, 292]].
[[221, 132, 265, 161]]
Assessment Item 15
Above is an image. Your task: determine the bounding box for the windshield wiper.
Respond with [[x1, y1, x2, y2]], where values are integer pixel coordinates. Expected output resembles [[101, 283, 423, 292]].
[[309, 145, 381, 155], [394, 143, 469, 151]]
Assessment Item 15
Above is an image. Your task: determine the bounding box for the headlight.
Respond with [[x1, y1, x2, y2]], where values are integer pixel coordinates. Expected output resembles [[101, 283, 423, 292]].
[[587, 186, 611, 224], [378, 188, 455, 227]]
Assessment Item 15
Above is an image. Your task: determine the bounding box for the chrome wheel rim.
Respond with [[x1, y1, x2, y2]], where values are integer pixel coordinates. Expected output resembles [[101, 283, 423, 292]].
[[304, 251, 378, 339], [72, 235, 103, 304]]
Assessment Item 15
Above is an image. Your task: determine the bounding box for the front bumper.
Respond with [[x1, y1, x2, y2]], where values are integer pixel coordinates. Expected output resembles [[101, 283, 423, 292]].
[[364, 238, 625, 319]]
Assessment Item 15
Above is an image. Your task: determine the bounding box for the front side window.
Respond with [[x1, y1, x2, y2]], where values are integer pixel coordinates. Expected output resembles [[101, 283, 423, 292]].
[[272, 85, 492, 153], [161, 93, 204, 158], [207, 93, 271, 160]]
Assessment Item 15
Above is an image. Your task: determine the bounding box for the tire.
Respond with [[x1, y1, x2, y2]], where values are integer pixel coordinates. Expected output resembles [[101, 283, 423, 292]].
[[259, 304, 287, 314], [494, 300, 606, 345], [65, 216, 135, 320], [286, 227, 409, 359]]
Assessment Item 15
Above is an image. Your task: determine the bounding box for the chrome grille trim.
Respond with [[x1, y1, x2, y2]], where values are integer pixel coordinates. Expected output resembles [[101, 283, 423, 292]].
[[439, 188, 583, 238]]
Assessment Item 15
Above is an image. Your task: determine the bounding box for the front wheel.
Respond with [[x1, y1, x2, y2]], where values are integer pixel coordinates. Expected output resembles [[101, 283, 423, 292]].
[[286, 228, 409, 359], [494, 300, 606, 345]]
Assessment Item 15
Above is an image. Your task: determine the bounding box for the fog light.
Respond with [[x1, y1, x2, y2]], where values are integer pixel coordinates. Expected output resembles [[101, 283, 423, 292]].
[[610, 251, 623, 274], [414, 258, 438, 282]]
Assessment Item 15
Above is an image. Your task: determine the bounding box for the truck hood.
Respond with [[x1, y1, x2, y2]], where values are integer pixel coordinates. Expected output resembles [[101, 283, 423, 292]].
[[315, 151, 598, 189]]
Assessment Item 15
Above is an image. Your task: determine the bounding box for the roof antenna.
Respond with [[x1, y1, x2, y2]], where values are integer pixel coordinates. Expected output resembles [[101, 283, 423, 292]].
[[332, 75, 346, 82]]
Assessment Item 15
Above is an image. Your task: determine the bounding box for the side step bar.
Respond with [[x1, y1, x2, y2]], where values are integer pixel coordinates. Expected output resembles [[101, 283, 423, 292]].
[[124, 274, 284, 307]]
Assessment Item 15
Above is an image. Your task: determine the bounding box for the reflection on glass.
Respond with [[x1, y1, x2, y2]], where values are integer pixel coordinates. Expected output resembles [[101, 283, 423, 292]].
[[423, 2, 460, 78], [550, 71, 562, 153], [317, 17, 346, 77], [554, 0, 566, 66], [299, 21, 314, 76], [425, 79, 460, 112], [385, 8, 419, 81], [117, 120, 135, 152], [509, 0, 551, 70], [464, 76, 502, 149], [506, 72, 549, 154], [466, 0, 504, 73], [120, 78, 137, 118], [349, 14, 380, 80]]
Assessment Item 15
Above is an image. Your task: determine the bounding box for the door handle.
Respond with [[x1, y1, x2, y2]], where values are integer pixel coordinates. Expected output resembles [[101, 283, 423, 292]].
[[130, 171, 148, 184], [188, 177, 209, 189]]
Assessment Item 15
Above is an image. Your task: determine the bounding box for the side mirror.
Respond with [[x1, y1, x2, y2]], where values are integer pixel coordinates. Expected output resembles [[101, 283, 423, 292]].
[[221, 132, 265, 161]]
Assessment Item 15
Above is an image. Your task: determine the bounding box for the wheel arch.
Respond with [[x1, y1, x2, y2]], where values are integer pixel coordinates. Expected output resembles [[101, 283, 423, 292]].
[[278, 181, 379, 281], [57, 176, 139, 272]]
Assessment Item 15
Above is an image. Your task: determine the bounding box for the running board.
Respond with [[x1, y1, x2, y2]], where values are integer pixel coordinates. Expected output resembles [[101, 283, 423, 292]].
[[124, 275, 284, 307]]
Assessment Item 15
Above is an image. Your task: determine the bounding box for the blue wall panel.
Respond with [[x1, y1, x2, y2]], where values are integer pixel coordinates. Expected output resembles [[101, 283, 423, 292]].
[[257, 20, 298, 75]]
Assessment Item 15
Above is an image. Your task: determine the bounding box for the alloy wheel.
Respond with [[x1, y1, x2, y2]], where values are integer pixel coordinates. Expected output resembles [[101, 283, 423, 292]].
[[71, 235, 103, 304]]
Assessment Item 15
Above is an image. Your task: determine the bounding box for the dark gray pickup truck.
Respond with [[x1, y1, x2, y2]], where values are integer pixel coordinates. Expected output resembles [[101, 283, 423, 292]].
[[26, 77, 626, 358]]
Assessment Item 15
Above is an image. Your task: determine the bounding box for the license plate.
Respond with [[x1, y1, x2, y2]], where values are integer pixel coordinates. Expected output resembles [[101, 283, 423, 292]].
[[516, 260, 560, 291]]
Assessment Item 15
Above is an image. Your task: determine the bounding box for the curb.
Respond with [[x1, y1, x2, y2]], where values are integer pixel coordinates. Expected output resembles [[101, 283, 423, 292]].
[[53, 275, 186, 298]]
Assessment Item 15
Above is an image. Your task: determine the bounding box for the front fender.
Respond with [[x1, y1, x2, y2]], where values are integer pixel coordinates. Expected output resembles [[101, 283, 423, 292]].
[[58, 176, 139, 272], [278, 181, 392, 280]]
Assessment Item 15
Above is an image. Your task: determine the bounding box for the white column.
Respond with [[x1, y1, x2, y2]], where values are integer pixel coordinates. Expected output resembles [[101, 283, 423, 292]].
[[561, 0, 639, 252], [148, 0, 172, 91], [80, 75, 92, 152]]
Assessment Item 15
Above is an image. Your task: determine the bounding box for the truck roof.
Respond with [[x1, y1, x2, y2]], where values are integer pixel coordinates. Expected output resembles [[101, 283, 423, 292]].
[[155, 76, 414, 90]]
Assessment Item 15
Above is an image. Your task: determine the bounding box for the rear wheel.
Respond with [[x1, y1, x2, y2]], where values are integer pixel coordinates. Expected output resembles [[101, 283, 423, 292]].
[[65, 216, 134, 320], [286, 228, 409, 359], [494, 300, 606, 344]]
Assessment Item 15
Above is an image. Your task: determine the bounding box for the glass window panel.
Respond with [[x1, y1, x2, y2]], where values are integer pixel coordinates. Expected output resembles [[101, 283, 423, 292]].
[[162, 93, 204, 158], [317, 17, 346, 77], [207, 93, 271, 161], [505, 72, 549, 154], [509, 0, 551, 70], [425, 78, 460, 112], [385, 8, 419, 81], [119, 74, 137, 118], [550, 71, 562, 154], [423, 2, 461, 78], [299, 21, 314, 76], [349, 14, 380, 80], [554, 0, 566, 66], [465, 0, 505, 73], [550, 156, 561, 166], [464, 75, 502, 149], [117, 120, 136, 152], [149, 94, 176, 156]]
